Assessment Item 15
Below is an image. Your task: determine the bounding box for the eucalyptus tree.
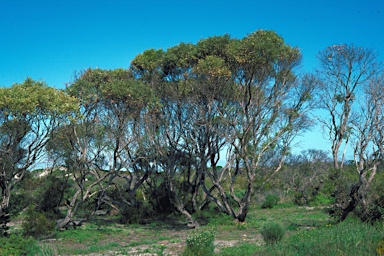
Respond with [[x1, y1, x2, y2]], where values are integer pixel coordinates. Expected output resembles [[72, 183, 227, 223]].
[[315, 44, 384, 221], [283, 149, 331, 205], [334, 71, 384, 221], [131, 30, 316, 223], [132, 42, 205, 227], [51, 68, 159, 228], [200, 30, 315, 222], [131, 35, 241, 226], [316, 45, 379, 169], [0, 78, 78, 236], [186, 35, 237, 216]]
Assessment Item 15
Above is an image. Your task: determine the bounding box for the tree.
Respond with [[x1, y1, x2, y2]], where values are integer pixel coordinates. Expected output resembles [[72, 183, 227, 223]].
[[202, 30, 315, 222], [316, 45, 379, 169], [131, 36, 234, 226], [284, 149, 331, 205], [334, 71, 384, 221], [130, 30, 316, 223], [0, 78, 78, 236], [316, 44, 384, 221], [50, 68, 160, 228]]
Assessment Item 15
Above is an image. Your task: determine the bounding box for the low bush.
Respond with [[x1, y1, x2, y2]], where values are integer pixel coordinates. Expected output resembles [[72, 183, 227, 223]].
[[183, 229, 216, 256], [148, 182, 176, 216], [261, 194, 280, 209], [22, 205, 55, 238], [119, 203, 154, 224], [259, 222, 285, 245], [36, 175, 69, 216], [0, 234, 40, 256]]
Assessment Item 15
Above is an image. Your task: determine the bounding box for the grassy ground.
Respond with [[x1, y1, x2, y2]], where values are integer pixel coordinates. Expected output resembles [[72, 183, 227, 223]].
[[5, 204, 384, 255]]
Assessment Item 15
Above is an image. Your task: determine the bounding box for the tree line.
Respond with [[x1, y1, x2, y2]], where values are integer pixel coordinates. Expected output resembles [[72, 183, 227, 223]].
[[1, 30, 383, 236]]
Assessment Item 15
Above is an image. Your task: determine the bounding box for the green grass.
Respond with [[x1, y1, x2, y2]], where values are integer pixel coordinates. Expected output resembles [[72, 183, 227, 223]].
[[221, 218, 384, 256], [0, 234, 41, 256]]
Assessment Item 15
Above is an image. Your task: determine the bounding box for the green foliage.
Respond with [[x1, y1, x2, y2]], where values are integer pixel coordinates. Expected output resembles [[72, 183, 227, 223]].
[[220, 243, 260, 256], [147, 181, 176, 216], [259, 222, 285, 245], [325, 165, 384, 222], [8, 172, 38, 216], [0, 78, 78, 116], [36, 174, 69, 217], [183, 229, 216, 256], [131, 49, 164, 73], [265, 220, 382, 255], [221, 220, 383, 255], [119, 203, 154, 224], [326, 166, 357, 220], [38, 244, 58, 256], [67, 68, 159, 110], [261, 194, 280, 209], [0, 234, 40, 256], [22, 205, 55, 239], [309, 193, 334, 207], [354, 174, 384, 222], [198, 206, 234, 226]]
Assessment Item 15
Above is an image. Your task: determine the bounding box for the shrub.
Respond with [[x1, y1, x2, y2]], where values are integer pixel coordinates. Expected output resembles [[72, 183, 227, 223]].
[[328, 170, 384, 222], [183, 229, 216, 256], [36, 175, 69, 216], [259, 222, 285, 245], [261, 194, 280, 209], [0, 234, 40, 256], [39, 244, 58, 256], [119, 203, 154, 224], [22, 205, 55, 239], [148, 182, 176, 216], [310, 193, 334, 206]]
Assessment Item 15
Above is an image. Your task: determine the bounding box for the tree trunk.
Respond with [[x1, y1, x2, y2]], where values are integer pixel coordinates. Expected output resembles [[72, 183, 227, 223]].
[[56, 189, 82, 230], [236, 203, 248, 222], [0, 207, 10, 237], [339, 180, 362, 222], [0, 186, 11, 237], [168, 176, 199, 228]]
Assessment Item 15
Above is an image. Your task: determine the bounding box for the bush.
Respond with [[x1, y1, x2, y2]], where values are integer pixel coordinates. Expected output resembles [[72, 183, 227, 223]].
[[119, 203, 154, 224], [310, 193, 334, 206], [0, 234, 40, 256], [327, 170, 384, 222], [183, 229, 216, 256], [356, 173, 384, 222], [148, 182, 176, 216], [22, 205, 55, 239], [36, 175, 69, 216], [259, 222, 285, 245], [261, 194, 280, 209]]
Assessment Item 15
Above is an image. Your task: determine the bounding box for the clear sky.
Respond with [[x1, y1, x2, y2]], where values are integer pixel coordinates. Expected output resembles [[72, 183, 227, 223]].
[[1, 0, 383, 156]]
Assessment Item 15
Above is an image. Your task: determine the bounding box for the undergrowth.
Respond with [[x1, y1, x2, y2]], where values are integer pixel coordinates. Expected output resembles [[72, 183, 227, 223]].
[[221, 218, 384, 255]]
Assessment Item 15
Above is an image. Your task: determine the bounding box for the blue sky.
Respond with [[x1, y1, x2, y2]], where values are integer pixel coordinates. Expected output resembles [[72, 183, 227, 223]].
[[1, 0, 383, 155]]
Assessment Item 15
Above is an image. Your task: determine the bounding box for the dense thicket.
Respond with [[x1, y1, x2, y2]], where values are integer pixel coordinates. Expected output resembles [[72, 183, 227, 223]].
[[1, 30, 383, 235]]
